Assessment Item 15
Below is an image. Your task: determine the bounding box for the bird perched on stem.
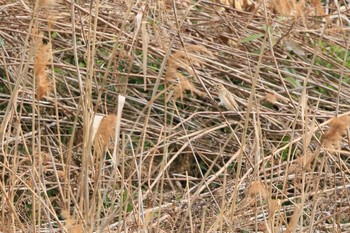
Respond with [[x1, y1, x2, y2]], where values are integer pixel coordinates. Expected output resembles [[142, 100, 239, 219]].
[[213, 83, 243, 117]]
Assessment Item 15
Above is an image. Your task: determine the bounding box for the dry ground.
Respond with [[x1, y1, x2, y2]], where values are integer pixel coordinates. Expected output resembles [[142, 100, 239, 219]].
[[1, 0, 350, 232]]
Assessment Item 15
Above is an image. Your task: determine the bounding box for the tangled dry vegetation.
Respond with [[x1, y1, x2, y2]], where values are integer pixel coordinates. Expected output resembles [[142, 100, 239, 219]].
[[1, 0, 350, 232]]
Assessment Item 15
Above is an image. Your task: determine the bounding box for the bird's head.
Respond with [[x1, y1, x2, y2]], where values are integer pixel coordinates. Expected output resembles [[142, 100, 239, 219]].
[[213, 83, 225, 91]]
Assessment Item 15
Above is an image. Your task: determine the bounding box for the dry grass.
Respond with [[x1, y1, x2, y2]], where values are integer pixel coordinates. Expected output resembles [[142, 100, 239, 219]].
[[1, 0, 350, 232]]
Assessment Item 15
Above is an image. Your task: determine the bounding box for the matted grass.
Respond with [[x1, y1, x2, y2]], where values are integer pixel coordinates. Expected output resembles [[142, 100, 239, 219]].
[[1, 0, 350, 232]]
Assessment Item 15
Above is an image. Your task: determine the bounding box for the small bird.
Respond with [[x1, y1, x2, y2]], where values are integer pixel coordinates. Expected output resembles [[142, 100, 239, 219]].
[[213, 83, 243, 117]]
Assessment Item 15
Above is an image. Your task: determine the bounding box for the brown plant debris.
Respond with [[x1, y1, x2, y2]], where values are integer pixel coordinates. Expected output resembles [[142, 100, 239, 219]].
[[321, 115, 350, 147], [271, 0, 306, 18], [270, 0, 294, 16], [310, 0, 326, 16], [268, 198, 281, 216], [248, 180, 270, 199], [61, 210, 83, 233], [271, 0, 327, 19], [38, 0, 56, 7], [215, 0, 255, 11], [264, 92, 278, 105]]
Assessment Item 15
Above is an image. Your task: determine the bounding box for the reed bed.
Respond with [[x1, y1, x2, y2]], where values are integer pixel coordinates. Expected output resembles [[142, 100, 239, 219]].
[[1, 0, 350, 232]]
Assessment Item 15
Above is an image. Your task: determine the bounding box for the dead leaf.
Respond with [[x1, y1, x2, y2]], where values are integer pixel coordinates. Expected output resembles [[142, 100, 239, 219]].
[[130, 5, 145, 50], [141, 20, 149, 91]]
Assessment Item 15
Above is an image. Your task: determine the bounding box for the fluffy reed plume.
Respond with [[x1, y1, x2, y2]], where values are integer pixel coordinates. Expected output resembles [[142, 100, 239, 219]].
[[215, 0, 255, 11], [34, 37, 52, 99], [173, 74, 206, 101], [166, 45, 212, 101], [248, 180, 270, 199], [310, 0, 326, 15], [286, 204, 301, 233], [166, 45, 212, 82], [289, 154, 313, 173], [39, 0, 56, 7], [268, 198, 280, 215], [270, 0, 294, 15], [61, 210, 83, 233], [37, 0, 58, 29], [321, 115, 350, 147], [268, 198, 281, 230], [93, 114, 117, 150], [271, 0, 325, 21], [216, 0, 242, 10], [271, 0, 306, 21]]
